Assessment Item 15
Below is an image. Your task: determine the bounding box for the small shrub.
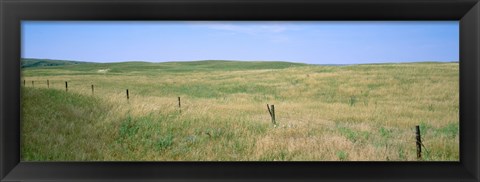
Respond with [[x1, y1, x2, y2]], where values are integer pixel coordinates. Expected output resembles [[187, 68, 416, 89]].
[[155, 134, 174, 151], [379, 127, 391, 139], [348, 96, 356, 106], [437, 123, 459, 139], [419, 121, 430, 136], [119, 115, 139, 138], [277, 150, 288, 161], [398, 147, 406, 160], [337, 151, 348, 161], [338, 127, 357, 142], [428, 104, 435, 112]]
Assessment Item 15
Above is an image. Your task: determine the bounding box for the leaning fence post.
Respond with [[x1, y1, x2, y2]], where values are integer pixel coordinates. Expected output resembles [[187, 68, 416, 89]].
[[415, 125, 422, 160], [267, 104, 277, 127]]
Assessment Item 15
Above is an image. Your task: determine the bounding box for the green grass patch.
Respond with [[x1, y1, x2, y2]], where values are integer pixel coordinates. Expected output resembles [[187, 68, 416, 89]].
[[21, 88, 108, 161]]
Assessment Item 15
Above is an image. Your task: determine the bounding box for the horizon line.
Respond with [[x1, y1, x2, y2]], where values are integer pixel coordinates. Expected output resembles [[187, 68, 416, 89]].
[[21, 57, 460, 65]]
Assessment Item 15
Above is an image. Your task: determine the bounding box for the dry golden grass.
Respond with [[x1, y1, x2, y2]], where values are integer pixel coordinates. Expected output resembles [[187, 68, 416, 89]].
[[21, 62, 459, 161]]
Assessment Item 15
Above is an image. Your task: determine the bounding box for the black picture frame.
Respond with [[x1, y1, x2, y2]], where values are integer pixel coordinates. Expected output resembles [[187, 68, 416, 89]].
[[1, 0, 479, 181]]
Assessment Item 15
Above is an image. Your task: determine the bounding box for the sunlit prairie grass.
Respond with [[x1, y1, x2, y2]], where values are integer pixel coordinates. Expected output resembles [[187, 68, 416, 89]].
[[21, 61, 459, 161]]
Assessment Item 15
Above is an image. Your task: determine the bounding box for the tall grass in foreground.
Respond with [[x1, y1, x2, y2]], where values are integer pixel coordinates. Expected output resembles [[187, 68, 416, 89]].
[[21, 62, 459, 161]]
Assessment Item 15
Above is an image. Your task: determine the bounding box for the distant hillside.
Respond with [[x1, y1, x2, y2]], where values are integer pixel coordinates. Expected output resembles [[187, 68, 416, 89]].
[[21, 59, 308, 76], [21, 58, 92, 68], [156, 60, 307, 71]]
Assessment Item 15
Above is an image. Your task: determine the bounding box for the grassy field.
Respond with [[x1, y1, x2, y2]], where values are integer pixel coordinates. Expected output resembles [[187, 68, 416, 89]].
[[21, 59, 459, 161]]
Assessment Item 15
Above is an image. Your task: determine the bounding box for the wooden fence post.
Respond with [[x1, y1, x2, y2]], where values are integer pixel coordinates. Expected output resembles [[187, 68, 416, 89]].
[[178, 97, 181, 108], [415, 125, 422, 160], [272, 105, 276, 126], [47, 80, 49, 88], [91, 85, 94, 95], [23, 80, 25, 86], [267, 104, 277, 127], [32, 81, 34, 88], [65, 81, 68, 92], [126, 89, 129, 100], [178, 97, 181, 113]]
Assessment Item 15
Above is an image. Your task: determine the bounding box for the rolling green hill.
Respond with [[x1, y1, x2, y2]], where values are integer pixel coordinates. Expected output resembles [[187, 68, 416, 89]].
[[21, 59, 308, 76], [21, 58, 93, 68]]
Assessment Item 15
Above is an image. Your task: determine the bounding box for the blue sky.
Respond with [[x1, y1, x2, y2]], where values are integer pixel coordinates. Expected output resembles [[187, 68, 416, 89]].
[[22, 21, 459, 64]]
